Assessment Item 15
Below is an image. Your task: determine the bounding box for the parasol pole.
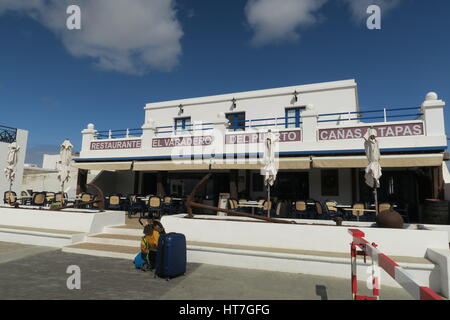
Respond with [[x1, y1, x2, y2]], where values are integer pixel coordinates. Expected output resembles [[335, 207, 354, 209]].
[[267, 183, 270, 218], [374, 186, 379, 216]]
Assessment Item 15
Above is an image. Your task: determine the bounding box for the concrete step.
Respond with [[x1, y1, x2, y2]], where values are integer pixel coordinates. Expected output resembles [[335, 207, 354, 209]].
[[62, 233, 438, 291], [87, 233, 141, 247], [0, 224, 86, 247], [63, 242, 138, 260], [103, 226, 143, 236]]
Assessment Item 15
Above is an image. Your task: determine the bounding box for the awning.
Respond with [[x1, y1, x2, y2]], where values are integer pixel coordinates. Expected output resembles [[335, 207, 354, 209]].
[[133, 157, 311, 171], [133, 160, 210, 171], [72, 161, 132, 171], [312, 154, 444, 168]]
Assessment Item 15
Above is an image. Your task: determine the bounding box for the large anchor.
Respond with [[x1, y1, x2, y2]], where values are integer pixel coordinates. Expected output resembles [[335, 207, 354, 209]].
[[185, 171, 297, 225]]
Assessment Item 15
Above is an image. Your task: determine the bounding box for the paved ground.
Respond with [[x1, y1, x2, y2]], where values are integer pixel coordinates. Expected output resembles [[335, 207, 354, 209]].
[[0, 242, 412, 300]]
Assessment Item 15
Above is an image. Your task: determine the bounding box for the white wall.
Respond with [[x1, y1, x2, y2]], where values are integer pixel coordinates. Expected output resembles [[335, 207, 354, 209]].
[[0, 129, 28, 196], [42, 154, 60, 169], [161, 214, 449, 257], [145, 79, 359, 129], [78, 82, 446, 163]]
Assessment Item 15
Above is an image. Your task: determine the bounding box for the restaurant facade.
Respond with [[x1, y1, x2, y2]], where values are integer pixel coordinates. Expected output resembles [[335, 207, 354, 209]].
[[73, 79, 448, 222]]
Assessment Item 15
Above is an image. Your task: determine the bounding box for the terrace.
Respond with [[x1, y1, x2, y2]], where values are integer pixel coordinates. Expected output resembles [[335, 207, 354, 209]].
[[0, 125, 17, 144]]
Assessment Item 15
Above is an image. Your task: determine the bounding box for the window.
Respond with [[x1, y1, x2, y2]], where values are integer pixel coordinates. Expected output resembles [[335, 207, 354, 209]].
[[226, 112, 246, 131], [174, 117, 191, 132], [285, 107, 301, 128], [321, 169, 339, 196]]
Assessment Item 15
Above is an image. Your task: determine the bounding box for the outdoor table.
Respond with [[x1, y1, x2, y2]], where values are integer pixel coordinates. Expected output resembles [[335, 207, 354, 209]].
[[237, 201, 263, 214], [335, 204, 352, 208], [341, 208, 377, 222]]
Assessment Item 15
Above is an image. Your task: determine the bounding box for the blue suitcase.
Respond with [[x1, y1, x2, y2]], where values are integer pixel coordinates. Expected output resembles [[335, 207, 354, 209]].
[[154, 233, 186, 280]]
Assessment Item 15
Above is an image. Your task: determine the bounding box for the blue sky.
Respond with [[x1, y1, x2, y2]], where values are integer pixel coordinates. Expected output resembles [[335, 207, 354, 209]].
[[0, 0, 449, 164]]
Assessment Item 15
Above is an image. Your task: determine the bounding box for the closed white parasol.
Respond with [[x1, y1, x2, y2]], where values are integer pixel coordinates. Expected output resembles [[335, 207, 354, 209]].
[[364, 128, 382, 214], [58, 139, 73, 198], [4, 142, 20, 193], [260, 130, 278, 217]]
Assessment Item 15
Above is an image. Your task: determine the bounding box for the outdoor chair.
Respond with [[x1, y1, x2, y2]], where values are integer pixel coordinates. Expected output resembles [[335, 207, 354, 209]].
[[78, 192, 94, 209], [256, 200, 272, 216], [146, 196, 162, 219], [325, 200, 341, 218], [3, 191, 17, 205], [314, 201, 329, 220], [20, 191, 31, 205], [275, 201, 289, 218], [54, 192, 68, 206], [227, 198, 242, 215], [292, 200, 309, 219], [346, 203, 372, 222], [92, 194, 104, 210], [31, 192, 46, 207], [45, 192, 56, 205], [378, 203, 392, 214], [127, 194, 146, 219], [162, 196, 174, 215], [107, 194, 122, 210]]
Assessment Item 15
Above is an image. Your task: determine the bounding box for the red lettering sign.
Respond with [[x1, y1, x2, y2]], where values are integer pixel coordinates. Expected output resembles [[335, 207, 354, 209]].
[[318, 123, 424, 141], [152, 135, 214, 148], [90, 139, 142, 150], [225, 130, 301, 144]]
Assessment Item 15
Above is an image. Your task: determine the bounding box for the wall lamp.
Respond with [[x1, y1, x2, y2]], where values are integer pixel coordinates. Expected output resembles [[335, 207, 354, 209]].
[[293, 90, 299, 103], [231, 98, 237, 110], [178, 104, 184, 115]]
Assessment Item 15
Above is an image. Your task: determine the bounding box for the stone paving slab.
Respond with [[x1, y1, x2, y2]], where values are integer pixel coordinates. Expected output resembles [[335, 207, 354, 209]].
[[0, 241, 412, 300]]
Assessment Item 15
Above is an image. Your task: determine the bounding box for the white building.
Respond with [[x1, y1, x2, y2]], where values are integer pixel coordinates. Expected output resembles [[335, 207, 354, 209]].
[[73, 79, 448, 222], [22, 152, 100, 199], [0, 125, 28, 196]]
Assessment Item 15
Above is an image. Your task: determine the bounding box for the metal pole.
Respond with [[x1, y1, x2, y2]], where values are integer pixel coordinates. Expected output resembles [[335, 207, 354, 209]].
[[374, 187, 379, 216], [267, 184, 270, 218]]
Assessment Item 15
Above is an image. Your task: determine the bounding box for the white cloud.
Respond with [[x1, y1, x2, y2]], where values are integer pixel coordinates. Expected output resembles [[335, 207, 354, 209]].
[[342, 0, 404, 22], [0, 0, 183, 75], [244, 0, 328, 46]]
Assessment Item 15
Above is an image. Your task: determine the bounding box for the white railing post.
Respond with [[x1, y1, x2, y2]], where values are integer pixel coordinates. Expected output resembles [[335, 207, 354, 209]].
[[384, 108, 387, 122], [108, 130, 112, 139], [301, 104, 318, 142], [141, 119, 156, 149], [81, 123, 97, 153], [126, 128, 130, 138], [421, 92, 446, 137]]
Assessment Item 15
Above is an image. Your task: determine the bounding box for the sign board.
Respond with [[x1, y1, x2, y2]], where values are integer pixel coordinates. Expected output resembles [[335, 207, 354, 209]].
[[318, 123, 424, 141], [90, 139, 141, 150]]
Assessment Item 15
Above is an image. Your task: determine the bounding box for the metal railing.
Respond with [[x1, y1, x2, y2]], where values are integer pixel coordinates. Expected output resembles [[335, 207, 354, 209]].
[[96, 128, 143, 140], [93, 107, 424, 140], [155, 122, 215, 134], [318, 107, 423, 123], [0, 125, 17, 143], [227, 116, 301, 131]]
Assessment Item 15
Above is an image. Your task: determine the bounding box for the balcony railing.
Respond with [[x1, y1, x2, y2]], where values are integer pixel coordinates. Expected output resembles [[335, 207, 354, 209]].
[[317, 107, 423, 123], [96, 128, 143, 140], [0, 125, 17, 143], [93, 107, 424, 140]]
